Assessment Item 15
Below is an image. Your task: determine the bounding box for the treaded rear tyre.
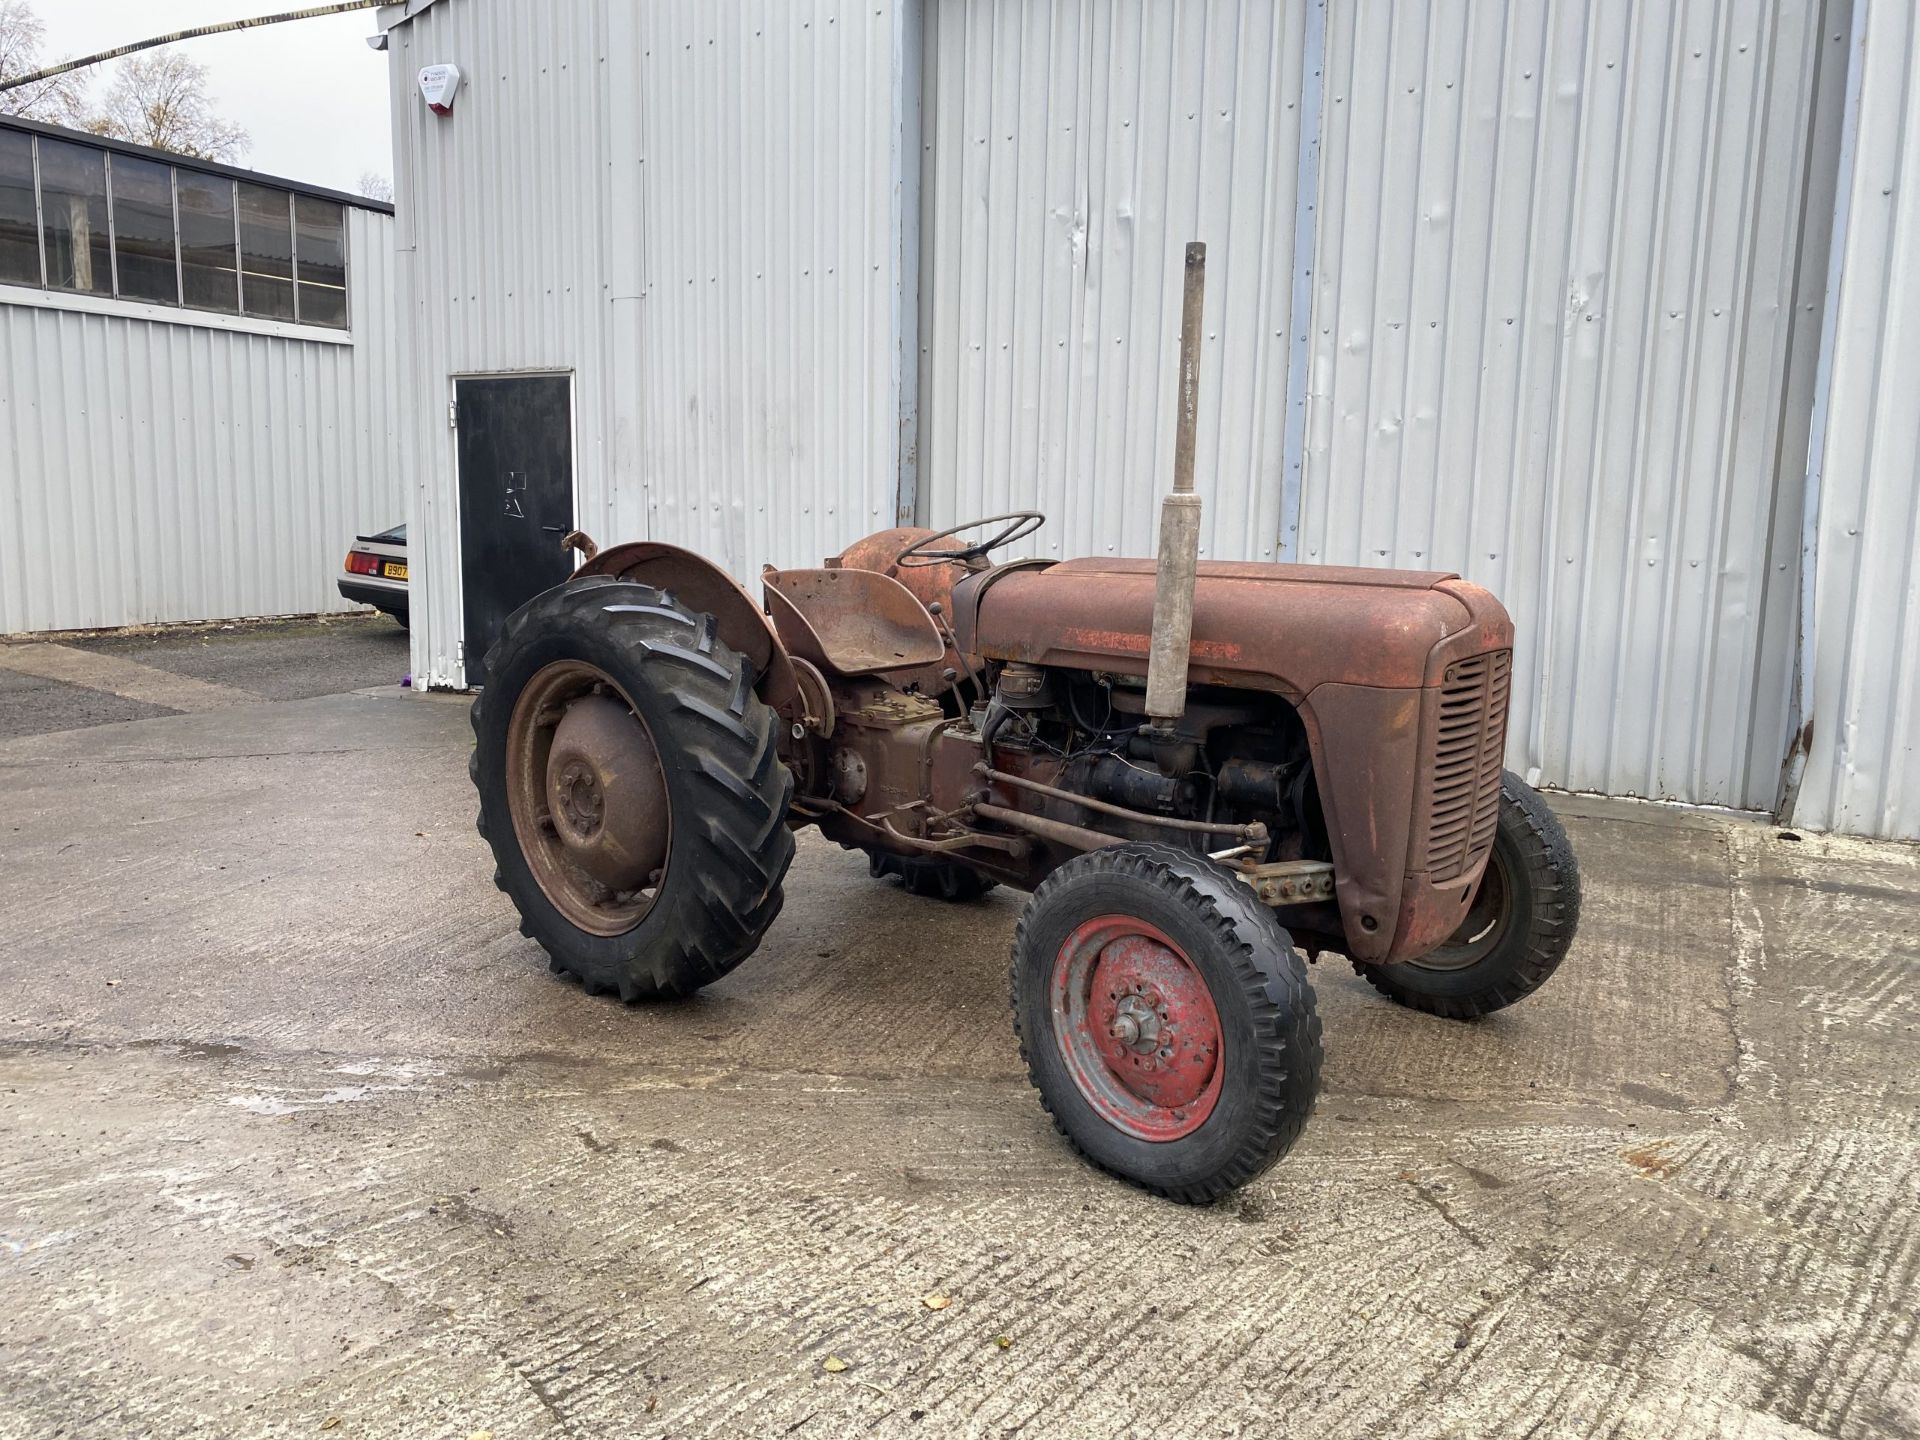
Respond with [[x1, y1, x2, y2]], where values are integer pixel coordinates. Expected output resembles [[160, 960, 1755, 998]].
[[1353, 772, 1579, 1018], [470, 576, 795, 1000], [1011, 843, 1321, 1204], [865, 848, 998, 901]]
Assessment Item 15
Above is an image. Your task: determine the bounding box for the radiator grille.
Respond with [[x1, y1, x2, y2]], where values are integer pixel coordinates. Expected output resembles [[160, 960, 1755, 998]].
[[1426, 651, 1511, 881]]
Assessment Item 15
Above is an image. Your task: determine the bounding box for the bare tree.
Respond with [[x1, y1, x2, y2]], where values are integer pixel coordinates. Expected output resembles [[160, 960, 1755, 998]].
[[357, 171, 393, 203], [0, 0, 89, 125], [89, 48, 249, 163]]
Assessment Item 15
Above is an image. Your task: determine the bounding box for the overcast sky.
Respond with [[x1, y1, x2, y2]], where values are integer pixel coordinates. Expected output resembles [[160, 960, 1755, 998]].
[[42, 1, 394, 194]]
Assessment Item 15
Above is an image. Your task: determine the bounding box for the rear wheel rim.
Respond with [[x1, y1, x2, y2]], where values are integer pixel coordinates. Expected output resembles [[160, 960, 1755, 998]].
[[1049, 916, 1224, 1141], [505, 660, 670, 937], [1413, 845, 1512, 972]]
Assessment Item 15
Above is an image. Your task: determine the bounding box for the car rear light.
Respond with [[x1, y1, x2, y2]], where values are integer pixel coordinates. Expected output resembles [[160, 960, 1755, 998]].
[[345, 551, 381, 576]]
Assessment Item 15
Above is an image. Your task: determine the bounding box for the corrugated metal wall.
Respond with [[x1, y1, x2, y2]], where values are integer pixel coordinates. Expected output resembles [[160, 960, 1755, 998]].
[[0, 206, 400, 634], [385, 0, 617, 689], [1299, 0, 1844, 811], [385, 0, 1918, 837], [1793, 0, 1920, 840], [916, 0, 1307, 563], [386, 0, 905, 688], [631, 1, 908, 578]]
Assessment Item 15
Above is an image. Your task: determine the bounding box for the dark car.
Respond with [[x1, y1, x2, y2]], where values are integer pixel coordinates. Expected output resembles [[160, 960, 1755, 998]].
[[338, 523, 408, 627]]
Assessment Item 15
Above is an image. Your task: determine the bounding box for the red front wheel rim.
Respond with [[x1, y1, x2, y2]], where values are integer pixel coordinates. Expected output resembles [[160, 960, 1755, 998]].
[[1049, 916, 1225, 1141]]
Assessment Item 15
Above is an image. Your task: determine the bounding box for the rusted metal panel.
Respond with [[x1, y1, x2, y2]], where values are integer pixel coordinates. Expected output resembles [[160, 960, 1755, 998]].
[[572, 539, 800, 716], [960, 553, 1513, 960], [761, 568, 948, 675], [962, 559, 1509, 694]]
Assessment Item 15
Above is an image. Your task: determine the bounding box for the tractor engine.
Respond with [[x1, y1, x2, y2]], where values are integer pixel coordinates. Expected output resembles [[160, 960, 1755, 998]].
[[980, 666, 1319, 852]]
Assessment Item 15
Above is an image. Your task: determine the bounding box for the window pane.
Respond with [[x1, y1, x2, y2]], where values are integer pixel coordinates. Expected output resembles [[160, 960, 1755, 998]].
[[0, 130, 38, 286], [294, 194, 347, 328], [237, 181, 293, 321], [177, 170, 237, 313], [38, 138, 109, 296], [110, 154, 177, 305]]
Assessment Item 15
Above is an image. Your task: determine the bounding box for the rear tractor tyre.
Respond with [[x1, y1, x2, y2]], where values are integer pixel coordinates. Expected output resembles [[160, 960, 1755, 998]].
[[865, 848, 998, 902], [1010, 843, 1322, 1204], [1352, 771, 1580, 1019], [470, 576, 796, 1000]]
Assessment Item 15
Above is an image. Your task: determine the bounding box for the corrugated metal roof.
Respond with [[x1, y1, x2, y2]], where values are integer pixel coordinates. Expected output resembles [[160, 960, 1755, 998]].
[[376, 0, 452, 33]]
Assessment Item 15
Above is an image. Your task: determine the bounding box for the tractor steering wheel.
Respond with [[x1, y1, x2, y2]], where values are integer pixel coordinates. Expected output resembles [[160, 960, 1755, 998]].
[[896, 511, 1046, 568]]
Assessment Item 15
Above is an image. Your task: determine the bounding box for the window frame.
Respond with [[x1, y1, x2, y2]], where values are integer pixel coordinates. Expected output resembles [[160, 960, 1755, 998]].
[[235, 179, 298, 324], [175, 162, 241, 316], [32, 134, 46, 288], [0, 126, 359, 335], [293, 192, 350, 330], [36, 135, 113, 298], [0, 125, 48, 288], [105, 150, 182, 308]]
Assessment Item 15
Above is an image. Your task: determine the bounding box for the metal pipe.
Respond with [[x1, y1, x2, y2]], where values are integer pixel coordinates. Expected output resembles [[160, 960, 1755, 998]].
[[802, 794, 1028, 858], [972, 802, 1119, 853], [1144, 241, 1208, 726], [0, 2, 390, 91], [976, 764, 1266, 842]]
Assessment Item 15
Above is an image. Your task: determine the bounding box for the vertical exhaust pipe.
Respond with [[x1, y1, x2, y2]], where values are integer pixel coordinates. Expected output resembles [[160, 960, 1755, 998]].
[[1145, 241, 1207, 730]]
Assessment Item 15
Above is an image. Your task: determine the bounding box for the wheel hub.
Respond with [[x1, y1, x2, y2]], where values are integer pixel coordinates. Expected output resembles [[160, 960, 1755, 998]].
[[1050, 918, 1225, 1140], [553, 759, 606, 840], [1106, 994, 1162, 1053], [1413, 845, 1511, 972], [545, 694, 668, 892], [505, 664, 672, 938]]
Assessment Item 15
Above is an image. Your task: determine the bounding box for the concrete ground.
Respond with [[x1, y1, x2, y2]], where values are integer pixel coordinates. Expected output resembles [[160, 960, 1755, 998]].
[[0, 612, 411, 740], [0, 624, 1916, 1439]]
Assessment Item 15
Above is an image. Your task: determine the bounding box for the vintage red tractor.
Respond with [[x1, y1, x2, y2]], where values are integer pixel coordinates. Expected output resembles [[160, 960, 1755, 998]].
[[468, 247, 1580, 1202]]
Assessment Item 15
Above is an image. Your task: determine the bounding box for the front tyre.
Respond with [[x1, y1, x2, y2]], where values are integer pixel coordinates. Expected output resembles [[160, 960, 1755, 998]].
[[1011, 843, 1322, 1204], [471, 577, 795, 1000], [1353, 771, 1580, 1018]]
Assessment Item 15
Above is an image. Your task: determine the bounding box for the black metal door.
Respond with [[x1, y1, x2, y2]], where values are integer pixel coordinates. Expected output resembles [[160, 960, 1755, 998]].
[[455, 375, 576, 674]]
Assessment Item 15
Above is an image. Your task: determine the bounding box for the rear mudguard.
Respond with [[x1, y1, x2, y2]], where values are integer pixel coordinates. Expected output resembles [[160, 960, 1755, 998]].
[[573, 541, 802, 720]]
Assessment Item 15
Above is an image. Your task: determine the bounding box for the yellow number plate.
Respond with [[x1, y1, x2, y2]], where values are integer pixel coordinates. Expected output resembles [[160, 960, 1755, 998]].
[[383, 561, 409, 581]]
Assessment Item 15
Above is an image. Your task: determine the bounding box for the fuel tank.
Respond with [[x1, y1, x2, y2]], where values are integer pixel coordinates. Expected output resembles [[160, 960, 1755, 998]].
[[951, 558, 1516, 967], [950, 557, 1510, 696]]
